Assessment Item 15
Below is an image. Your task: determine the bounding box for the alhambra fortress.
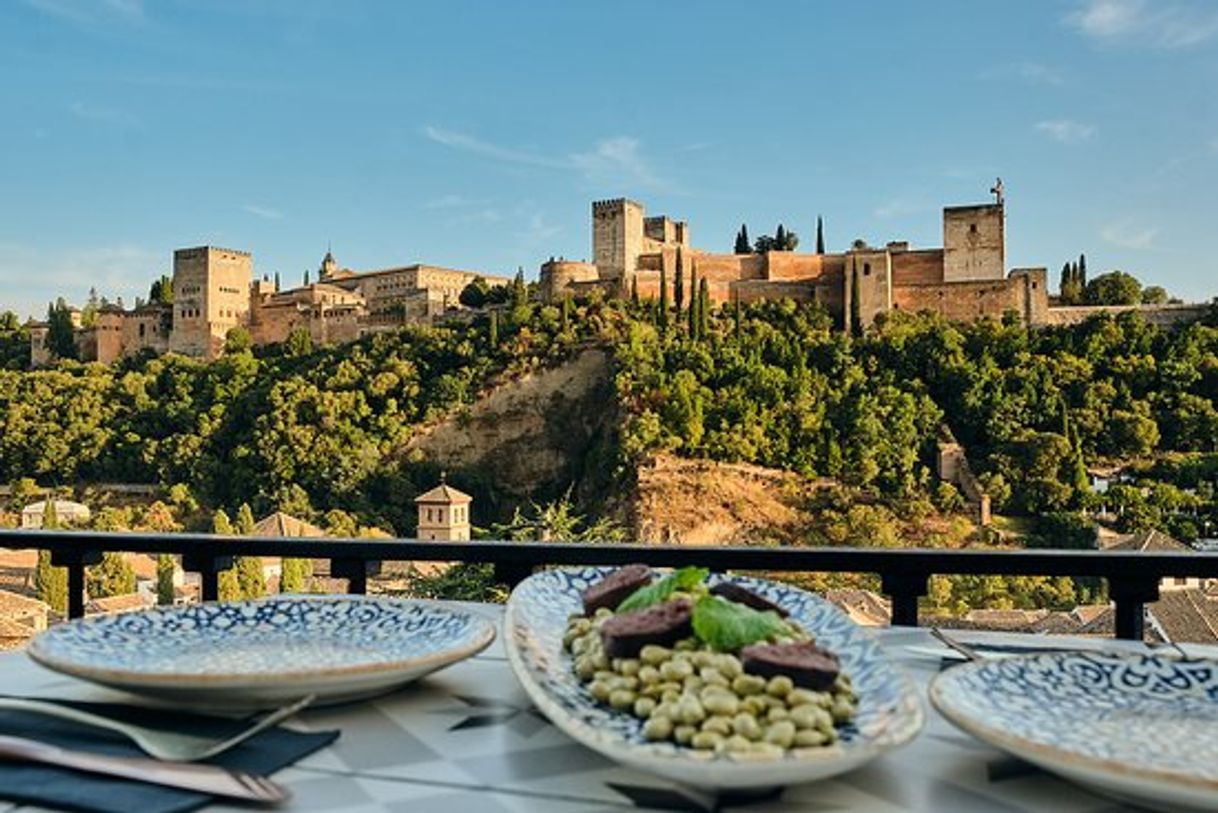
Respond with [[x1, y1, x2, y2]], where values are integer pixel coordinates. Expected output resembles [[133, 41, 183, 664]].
[[29, 193, 1207, 365]]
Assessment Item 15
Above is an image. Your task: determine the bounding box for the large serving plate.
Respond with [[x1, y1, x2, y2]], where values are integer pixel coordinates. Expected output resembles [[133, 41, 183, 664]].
[[930, 651, 1218, 811], [28, 596, 496, 709], [504, 567, 923, 790]]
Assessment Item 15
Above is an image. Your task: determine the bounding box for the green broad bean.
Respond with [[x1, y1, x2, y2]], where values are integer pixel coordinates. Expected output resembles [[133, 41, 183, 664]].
[[659, 660, 693, 681], [716, 655, 743, 678], [700, 716, 732, 736], [765, 706, 789, 723], [691, 731, 723, 751], [660, 688, 682, 704], [786, 689, 818, 707], [732, 712, 762, 741], [732, 674, 766, 696], [830, 698, 855, 723], [594, 607, 613, 620], [749, 742, 785, 758], [700, 667, 729, 688], [608, 689, 636, 710], [724, 735, 753, 753], [764, 720, 796, 749], [691, 651, 714, 669], [766, 675, 794, 698], [674, 725, 696, 745], [674, 638, 698, 651], [682, 675, 704, 694], [637, 665, 660, 685], [574, 658, 597, 681], [702, 691, 739, 717], [788, 704, 824, 730], [793, 729, 828, 748], [616, 659, 641, 677], [643, 715, 673, 741], [588, 681, 612, 702], [741, 696, 767, 716], [633, 697, 656, 719], [677, 698, 707, 725], [639, 645, 670, 666]]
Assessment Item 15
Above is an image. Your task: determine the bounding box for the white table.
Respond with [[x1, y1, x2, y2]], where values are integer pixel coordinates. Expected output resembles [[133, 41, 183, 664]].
[[0, 608, 1204, 812]]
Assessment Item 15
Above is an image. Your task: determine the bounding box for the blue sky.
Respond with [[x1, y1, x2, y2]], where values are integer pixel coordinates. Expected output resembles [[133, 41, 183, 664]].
[[1, 0, 1215, 319]]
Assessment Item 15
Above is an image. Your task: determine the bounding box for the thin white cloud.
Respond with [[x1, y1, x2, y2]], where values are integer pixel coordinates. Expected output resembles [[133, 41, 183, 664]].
[[979, 62, 1065, 85], [1035, 119, 1095, 143], [22, 0, 143, 24], [0, 242, 161, 320], [1101, 222, 1159, 250], [1066, 0, 1218, 48], [423, 194, 484, 210], [422, 126, 674, 192], [69, 101, 137, 126], [874, 198, 925, 219], [242, 204, 284, 221]]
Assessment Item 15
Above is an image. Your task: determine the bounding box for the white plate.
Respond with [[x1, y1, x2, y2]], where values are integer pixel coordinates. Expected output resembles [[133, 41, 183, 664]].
[[28, 596, 496, 709], [504, 567, 924, 790], [931, 650, 1218, 811]]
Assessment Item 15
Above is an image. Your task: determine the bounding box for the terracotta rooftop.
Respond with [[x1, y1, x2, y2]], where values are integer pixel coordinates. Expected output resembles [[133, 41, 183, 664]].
[[0, 589, 49, 618], [86, 593, 150, 615], [415, 482, 472, 505], [252, 511, 326, 538], [1147, 589, 1218, 645], [1103, 529, 1192, 554]]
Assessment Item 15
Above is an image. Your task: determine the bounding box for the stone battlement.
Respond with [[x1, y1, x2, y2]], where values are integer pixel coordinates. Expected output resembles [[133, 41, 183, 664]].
[[173, 246, 252, 259]]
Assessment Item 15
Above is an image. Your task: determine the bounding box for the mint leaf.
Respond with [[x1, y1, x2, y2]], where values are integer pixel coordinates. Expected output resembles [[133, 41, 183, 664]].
[[616, 566, 708, 613], [691, 595, 788, 651]]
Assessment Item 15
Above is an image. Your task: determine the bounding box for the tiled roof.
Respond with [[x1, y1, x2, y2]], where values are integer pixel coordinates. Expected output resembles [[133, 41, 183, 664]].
[[127, 553, 159, 581], [0, 589, 49, 618], [823, 589, 891, 626], [1147, 589, 1218, 645], [252, 512, 326, 538], [86, 593, 150, 615], [1104, 529, 1192, 553], [415, 483, 472, 504]]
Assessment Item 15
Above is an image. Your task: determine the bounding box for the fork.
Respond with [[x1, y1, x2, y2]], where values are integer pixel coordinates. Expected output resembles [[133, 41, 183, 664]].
[[0, 695, 314, 762]]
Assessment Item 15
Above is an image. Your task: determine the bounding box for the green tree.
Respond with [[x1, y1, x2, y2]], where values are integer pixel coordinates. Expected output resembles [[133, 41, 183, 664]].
[[46, 300, 78, 360], [674, 251, 685, 314], [698, 278, 710, 339], [1142, 286, 1169, 305], [488, 310, 499, 348], [688, 265, 699, 336], [850, 267, 862, 336], [734, 225, 750, 255], [815, 216, 825, 254], [285, 327, 313, 357], [87, 552, 136, 598], [237, 555, 267, 598], [235, 503, 256, 534], [224, 326, 253, 354], [561, 295, 571, 332], [658, 265, 669, 330], [156, 554, 176, 605], [1085, 271, 1142, 305], [273, 271, 281, 292], [212, 509, 240, 601], [511, 267, 528, 308], [35, 549, 67, 614], [1077, 253, 1087, 288], [280, 557, 312, 593], [459, 277, 491, 308], [631, 276, 640, 307]]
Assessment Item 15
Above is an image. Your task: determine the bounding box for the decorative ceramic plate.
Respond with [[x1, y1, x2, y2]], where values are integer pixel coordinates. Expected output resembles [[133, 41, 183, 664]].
[[930, 651, 1218, 811], [28, 596, 496, 709], [504, 567, 923, 790]]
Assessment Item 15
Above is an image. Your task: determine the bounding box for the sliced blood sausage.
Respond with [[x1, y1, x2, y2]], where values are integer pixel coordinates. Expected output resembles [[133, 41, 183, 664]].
[[709, 582, 789, 617], [581, 564, 651, 615], [740, 641, 841, 690], [599, 599, 693, 659]]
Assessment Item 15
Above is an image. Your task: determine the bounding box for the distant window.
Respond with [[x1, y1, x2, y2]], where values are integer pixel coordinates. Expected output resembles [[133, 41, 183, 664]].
[[1176, 577, 1188, 586], [139, 323, 145, 338], [863, 263, 871, 277], [969, 224, 977, 233], [1032, 282, 1038, 290]]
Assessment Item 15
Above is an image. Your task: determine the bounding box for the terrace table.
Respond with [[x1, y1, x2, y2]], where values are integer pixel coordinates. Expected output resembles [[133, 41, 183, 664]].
[[0, 606, 1208, 813]]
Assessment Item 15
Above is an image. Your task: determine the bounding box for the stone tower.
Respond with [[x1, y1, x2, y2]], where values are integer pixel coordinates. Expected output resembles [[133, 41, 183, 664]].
[[414, 478, 472, 542], [592, 198, 645, 291], [942, 204, 1005, 282], [168, 246, 253, 359], [319, 249, 338, 281]]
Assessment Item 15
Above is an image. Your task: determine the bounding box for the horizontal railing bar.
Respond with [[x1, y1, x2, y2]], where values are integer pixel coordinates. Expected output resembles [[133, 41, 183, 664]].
[[4, 529, 1218, 579]]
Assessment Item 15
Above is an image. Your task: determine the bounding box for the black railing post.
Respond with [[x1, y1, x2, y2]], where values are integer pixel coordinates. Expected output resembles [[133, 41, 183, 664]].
[[181, 551, 234, 602], [1109, 575, 1159, 641], [332, 558, 381, 595], [494, 562, 534, 589], [51, 549, 102, 619], [881, 570, 929, 627]]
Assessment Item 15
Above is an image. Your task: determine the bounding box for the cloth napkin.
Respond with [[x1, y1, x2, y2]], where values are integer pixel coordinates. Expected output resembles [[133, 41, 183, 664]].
[[0, 698, 338, 813]]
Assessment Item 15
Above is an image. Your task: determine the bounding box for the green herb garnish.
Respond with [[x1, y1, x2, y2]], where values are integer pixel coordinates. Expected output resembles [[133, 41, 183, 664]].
[[691, 594, 789, 651], [616, 566, 709, 613]]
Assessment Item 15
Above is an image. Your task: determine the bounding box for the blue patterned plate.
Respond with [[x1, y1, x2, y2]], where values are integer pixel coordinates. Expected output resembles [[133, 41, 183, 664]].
[[28, 596, 496, 709], [931, 651, 1218, 810], [504, 567, 924, 790]]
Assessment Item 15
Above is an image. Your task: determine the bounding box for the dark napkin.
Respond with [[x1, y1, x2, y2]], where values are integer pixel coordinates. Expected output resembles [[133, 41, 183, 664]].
[[0, 698, 339, 813]]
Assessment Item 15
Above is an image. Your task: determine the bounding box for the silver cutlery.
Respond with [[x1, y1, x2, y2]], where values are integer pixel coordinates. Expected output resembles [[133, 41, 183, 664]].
[[0, 694, 314, 762], [0, 734, 288, 804]]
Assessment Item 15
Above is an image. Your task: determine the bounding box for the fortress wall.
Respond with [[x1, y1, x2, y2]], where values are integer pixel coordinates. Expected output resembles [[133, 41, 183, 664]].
[[686, 252, 766, 282], [893, 276, 1027, 322], [121, 308, 170, 357], [733, 279, 814, 303], [891, 250, 945, 285], [540, 260, 599, 301], [1041, 303, 1210, 328], [764, 252, 833, 282]]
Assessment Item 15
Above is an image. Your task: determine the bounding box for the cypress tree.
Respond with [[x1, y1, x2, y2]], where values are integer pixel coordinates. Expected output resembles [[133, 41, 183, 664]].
[[688, 265, 698, 336], [35, 550, 67, 615], [698, 278, 710, 339], [734, 225, 750, 254], [775, 224, 787, 250], [561, 295, 571, 332], [212, 509, 240, 601], [1078, 254, 1087, 287], [631, 276, 640, 307], [489, 310, 499, 348], [156, 554, 176, 606], [850, 267, 862, 337], [816, 216, 825, 254], [303, 269, 310, 286], [674, 251, 685, 314], [273, 271, 281, 292], [658, 265, 669, 331]]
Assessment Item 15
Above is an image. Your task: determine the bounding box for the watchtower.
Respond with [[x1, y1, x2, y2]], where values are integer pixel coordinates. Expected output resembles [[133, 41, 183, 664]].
[[414, 478, 472, 542], [592, 198, 645, 288], [168, 246, 253, 359], [942, 204, 1005, 283]]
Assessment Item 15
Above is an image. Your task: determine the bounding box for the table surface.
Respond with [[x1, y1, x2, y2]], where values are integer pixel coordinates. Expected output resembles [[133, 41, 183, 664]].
[[1, 605, 1208, 813]]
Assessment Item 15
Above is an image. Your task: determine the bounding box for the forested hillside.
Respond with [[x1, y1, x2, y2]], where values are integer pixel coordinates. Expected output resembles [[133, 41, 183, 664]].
[[1, 295, 1215, 543]]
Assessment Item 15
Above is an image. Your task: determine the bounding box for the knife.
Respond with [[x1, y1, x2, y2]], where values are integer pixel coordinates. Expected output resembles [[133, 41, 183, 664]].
[[0, 734, 289, 805]]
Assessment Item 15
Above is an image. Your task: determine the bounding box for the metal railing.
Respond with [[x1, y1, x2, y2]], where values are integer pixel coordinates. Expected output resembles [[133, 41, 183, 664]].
[[5, 528, 1218, 640]]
